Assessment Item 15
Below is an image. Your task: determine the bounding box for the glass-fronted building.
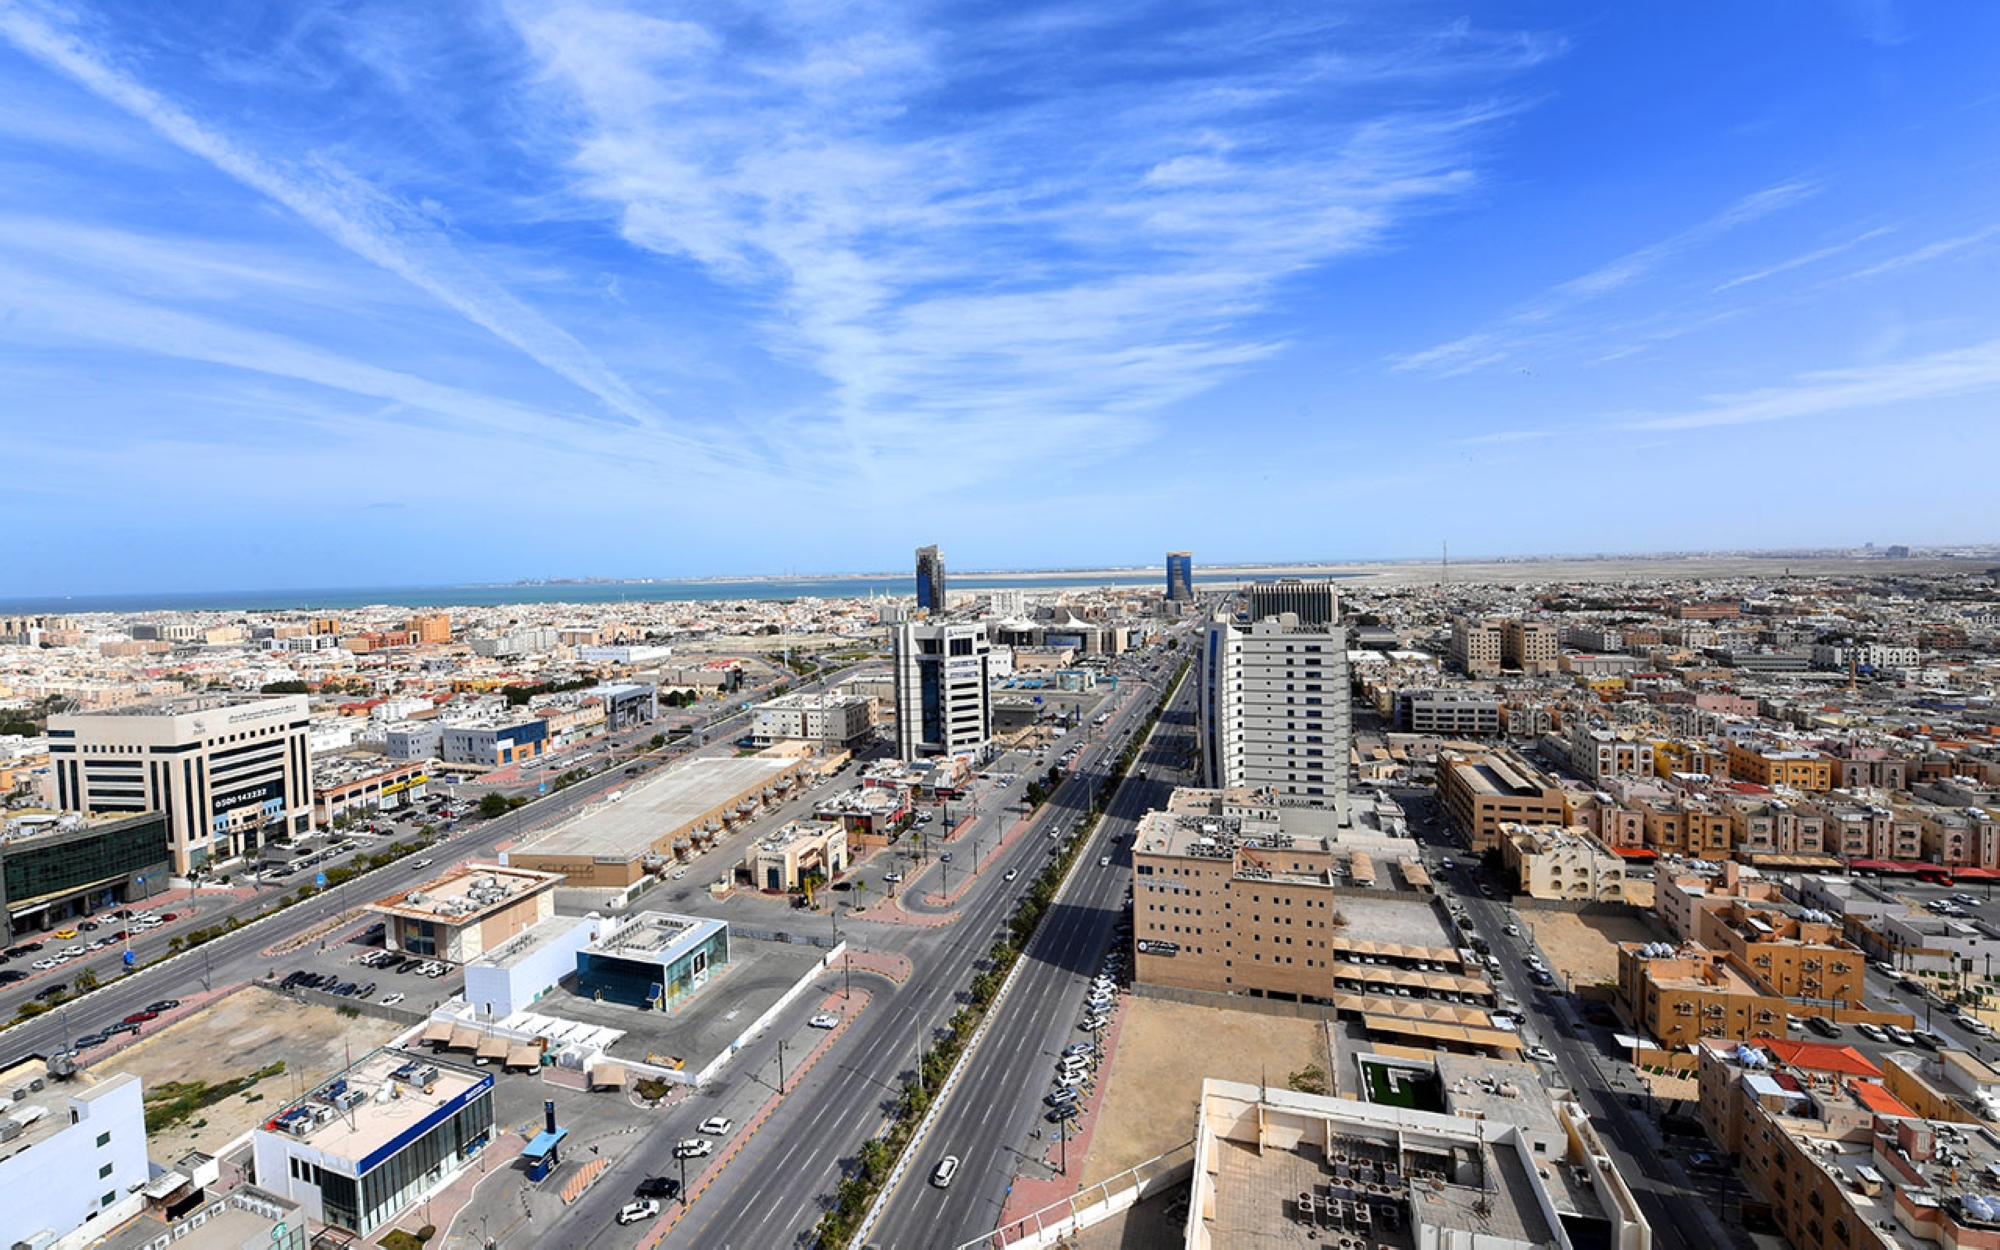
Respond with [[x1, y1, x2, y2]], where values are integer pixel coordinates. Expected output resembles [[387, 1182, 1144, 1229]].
[[253, 1050, 494, 1237], [1166, 551, 1193, 601], [1, 811, 171, 940], [576, 912, 729, 1010]]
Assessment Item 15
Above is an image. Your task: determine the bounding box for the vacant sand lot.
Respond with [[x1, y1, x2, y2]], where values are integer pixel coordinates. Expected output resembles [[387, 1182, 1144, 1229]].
[[99, 987, 400, 1161], [1522, 908, 1663, 991], [1082, 997, 1327, 1186]]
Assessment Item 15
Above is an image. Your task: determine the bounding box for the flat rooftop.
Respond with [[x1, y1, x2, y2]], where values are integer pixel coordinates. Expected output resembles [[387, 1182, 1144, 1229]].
[[0, 1059, 134, 1161], [370, 863, 562, 925], [1447, 754, 1555, 797], [585, 911, 724, 965], [465, 914, 594, 973], [258, 1048, 489, 1169], [518, 755, 798, 862]]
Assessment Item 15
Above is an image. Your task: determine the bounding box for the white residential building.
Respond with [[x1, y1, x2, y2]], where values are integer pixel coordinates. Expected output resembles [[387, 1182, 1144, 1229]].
[[1197, 613, 1351, 817], [752, 692, 874, 748], [0, 1060, 150, 1249]]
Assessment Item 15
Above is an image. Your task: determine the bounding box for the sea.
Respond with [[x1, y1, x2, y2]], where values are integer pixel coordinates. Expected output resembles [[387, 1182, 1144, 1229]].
[[0, 571, 1356, 616]]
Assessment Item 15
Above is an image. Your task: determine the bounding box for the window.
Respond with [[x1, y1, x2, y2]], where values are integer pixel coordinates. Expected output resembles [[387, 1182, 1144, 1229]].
[[99, 1162, 114, 1179], [96, 1131, 111, 1148]]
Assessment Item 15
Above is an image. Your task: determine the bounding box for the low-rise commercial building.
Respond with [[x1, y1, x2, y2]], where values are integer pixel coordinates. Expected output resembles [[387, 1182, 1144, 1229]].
[[1436, 748, 1567, 853], [252, 1049, 494, 1237], [368, 863, 562, 963], [1, 811, 171, 940], [745, 820, 848, 892], [312, 758, 429, 826], [439, 715, 548, 769], [0, 1059, 150, 1249], [576, 912, 729, 1009], [1390, 689, 1499, 737]]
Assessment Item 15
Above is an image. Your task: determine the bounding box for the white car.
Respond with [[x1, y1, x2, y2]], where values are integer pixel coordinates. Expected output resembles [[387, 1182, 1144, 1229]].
[[931, 1155, 960, 1188], [381, 993, 405, 1006], [1490, 1014, 1520, 1033], [1004, 868, 1018, 881], [1856, 1022, 1889, 1043], [1098, 856, 1111, 867], [882, 871, 904, 883], [698, 1116, 733, 1136], [617, 1199, 660, 1225], [1525, 1046, 1557, 1063], [808, 1012, 840, 1029], [673, 1138, 713, 1159]]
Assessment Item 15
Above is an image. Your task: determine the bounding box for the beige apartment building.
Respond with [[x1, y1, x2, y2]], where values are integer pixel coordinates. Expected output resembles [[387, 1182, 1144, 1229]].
[[1499, 618, 1559, 675], [1501, 823, 1627, 902], [1448, 617, 1503, 677]]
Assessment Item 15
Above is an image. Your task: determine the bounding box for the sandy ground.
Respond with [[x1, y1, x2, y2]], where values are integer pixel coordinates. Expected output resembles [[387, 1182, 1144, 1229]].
[[1641, 1070, 1699, 1102], [1623, 877, 1655, 909], [1521, 908, 1662, 991], [1081, 997, 1328, 1187], [100, 986, 400, 1161]]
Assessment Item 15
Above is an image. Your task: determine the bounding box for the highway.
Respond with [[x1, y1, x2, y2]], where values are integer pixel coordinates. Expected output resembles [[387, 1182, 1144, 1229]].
[[638, 652, 1188, 1249], [865, 668, 1196, 1248]]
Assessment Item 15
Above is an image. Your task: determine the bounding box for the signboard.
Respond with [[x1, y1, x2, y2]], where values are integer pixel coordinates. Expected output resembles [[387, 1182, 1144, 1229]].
[[123, 950, 136, 967], [315, 872, 328, 889]]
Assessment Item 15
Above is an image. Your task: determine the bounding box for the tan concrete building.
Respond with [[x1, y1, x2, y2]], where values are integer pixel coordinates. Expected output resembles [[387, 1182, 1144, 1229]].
[[368, 863, 561, 963], [1727, 742, 1834, 791], [1618, 944, 1796, 1047], [1501, 823, 1627, 902], [745, 820, 849, 892], [1448, 616, 1502, 677], [504, 753, 806, 888], [1436, 748, 1567, 853], [1499, 618, 1559, 675]]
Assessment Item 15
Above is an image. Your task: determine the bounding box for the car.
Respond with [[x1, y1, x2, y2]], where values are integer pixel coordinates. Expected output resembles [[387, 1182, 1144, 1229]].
[[52, 928, 77, 940], [1888, 1025, 1917, 1045], [1525, 1046, 1557, 1063], [1872, 960, 1897, 976], [930, 1155, 960, 1188], [1098, 856, 1111, 867], [1503, 924, 1520, 937], [673, 1139, 713, 1159], [107, 1020, 139, 1035], [808, 1012, 840, 1029], [635, 1176, 681, 1200], [939, 853, 952, 863], [672, 868, 688, 880], [160, 913, 178, 922], [1063, 1042, 1093, 1057], [1687, 1150, 1729, 1174], [0, 971, 24, 985], [144, 999, 180, 1013], [381, 993, 405, 1006], [78, 920, 99, 932], [1004, 868, 1018, 882], [75, 1031, 110, 1048], [1899, 977, 1925, 995], [1046, 1103, 1082, 1122], [617, 1199, 661, 1225], [1856, 1022, 1889, 1043], [698, 1116, 733, 1136], [123, 1010, 159, 1024], [1531, 970, 1556, 987], [410, 859, 433, 871], [882, 872, 903, 883]]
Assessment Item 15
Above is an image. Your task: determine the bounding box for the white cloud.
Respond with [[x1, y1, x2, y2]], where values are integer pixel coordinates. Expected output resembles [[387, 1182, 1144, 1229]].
[[1711, 225, 1895, 292], [1627, 337, 2000, 432], [0, 0, 669, 433]]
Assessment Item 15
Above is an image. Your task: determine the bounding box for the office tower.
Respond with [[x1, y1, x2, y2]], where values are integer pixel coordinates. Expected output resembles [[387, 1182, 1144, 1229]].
[[1247, 578, 1336, 626], [49, 694, 314, 874], [893, 620, 992, 761], [1499, 619, 1559, 675], [915, 544, 947, 612], [1197, 613, 1351, 817], [1166, 551, 1194, 602]]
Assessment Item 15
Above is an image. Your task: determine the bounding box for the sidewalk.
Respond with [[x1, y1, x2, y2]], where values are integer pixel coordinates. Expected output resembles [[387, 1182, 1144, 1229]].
[[992, 995, 1134, 1237]]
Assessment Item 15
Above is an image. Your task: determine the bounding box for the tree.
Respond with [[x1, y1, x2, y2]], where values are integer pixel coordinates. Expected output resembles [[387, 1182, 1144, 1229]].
[[478, 792, 514, 819], [260, 680, 309, 695]]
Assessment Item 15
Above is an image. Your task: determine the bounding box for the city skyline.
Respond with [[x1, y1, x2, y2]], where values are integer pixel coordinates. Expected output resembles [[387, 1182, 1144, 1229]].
[[4, 2, 1998, 596]]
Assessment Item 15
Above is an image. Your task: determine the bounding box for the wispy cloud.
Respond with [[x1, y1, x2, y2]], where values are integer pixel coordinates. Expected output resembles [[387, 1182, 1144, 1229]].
[[1844, 223, 2000, 281], [1393, 180, 1818, 374], [1626, 336, 2000, 431], [1452, 428, 1554, 446], [1711, 225, 1895, 292], [0, 0, 670, 434], [505, 1, 1555, 480]]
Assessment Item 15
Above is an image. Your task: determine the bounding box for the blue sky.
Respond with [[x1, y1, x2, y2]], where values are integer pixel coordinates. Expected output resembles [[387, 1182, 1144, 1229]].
[[3, 1, 1997, 595]]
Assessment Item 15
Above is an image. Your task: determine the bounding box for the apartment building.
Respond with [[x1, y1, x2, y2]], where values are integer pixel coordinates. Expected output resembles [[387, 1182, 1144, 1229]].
[[1655, 860, 1781, 943], [1727, 742, 1835, 791], [892, 620, 992, 760], [1390, 689, 1499, 737], [753, 692, 874, 749], [1130, 788, 1488, 1013], [1447, 616, 1502, 677], [1618, 944, 1793, 1047], [1247, 578, 1337, 626], [1567, 724, 1656, 785], [1197, 613, 1352, 815], [1823, 743, 1910, 791], [0, 1059, 150, 1248], [1808, 795, 1925, 861], [1501, 823, 1628, 902], [1727, 797, 1830, 858], [1436, 748, 1567, 853], [1499, 618, 1559, 675], [49, 694, 313, 873]]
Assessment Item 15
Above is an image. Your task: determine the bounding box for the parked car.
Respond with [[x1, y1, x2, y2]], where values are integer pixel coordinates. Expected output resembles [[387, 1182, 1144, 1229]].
[[617, 1199, 660, 1225], [1688, 1150, 1729, 1174], [1856, 1022, 1889, 1043], [144, 1000, 180, 1013], [1807, 1016, 1841, 1037]]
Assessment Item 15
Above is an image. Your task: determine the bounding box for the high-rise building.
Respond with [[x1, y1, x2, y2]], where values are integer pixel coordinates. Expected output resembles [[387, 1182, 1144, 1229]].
[[1197, 613, 1351, 816], [1165, 551, 1194, 601], [1247, 578, 1336, 626], [1499, 618, 1559, 675], [48, 695, 313, 874], [914, 544, 947, 612], [893, 620, 992, 760]]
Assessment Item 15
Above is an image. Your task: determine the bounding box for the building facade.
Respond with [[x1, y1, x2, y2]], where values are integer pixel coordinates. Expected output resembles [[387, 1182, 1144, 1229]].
[[1247, 578, 1336, 626], [893, 620, 992, 761], [0, 1062, 149, 1248], [1436, 749, 1567, 853], [752, 693, 874, 749], [1499, 619, 1559, 675], [1197, 614, 1352, 815], [914, 544, 947, 612], [367, 864, 562, 964], [49, 695, 313, 873], [0, 811, 172, 940], [1448, 617, 1503, 677], [1391, 690, 1500, 737], [1502, 824, 1628, 902], [1165, 551, 1194, 602]]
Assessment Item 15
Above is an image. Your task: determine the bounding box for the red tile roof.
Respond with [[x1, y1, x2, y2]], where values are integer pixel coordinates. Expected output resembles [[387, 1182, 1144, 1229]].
[[1846, 1080, 1914, 1118], [1758, 1038, 1882, 1078]]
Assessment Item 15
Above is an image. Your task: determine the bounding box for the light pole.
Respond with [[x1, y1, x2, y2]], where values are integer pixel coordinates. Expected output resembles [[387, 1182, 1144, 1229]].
[[776, 1039, 788, 1095]]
